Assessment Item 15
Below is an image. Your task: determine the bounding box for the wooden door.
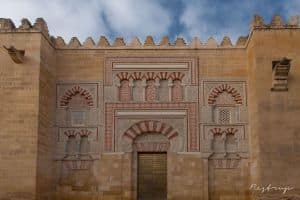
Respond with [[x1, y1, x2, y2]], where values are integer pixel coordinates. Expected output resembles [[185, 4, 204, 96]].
[[138, 153, 167, 200]]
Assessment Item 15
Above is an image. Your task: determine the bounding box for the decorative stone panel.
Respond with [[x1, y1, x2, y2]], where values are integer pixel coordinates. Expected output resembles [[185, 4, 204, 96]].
[[57, 83, 98, 108], [58, 128, 98, 142], [104, 57, 198, 103], [201, 125, 248, 155], [104, 103, 198, 152], [56, 83, 99, 126], [200, 80, 248, 124], [203, 81, 246, 106], [121, 120, 178, 153], [56, 127, 99, 156], [123, 120, 179, 140], [114, 71, 187, 102], [116, 112, 186, 153], [104, 57, 198, 86], [145, 80, 157, 102]]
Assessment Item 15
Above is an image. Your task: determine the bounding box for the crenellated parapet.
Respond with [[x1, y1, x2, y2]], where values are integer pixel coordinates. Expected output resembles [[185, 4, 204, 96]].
[[0, 18, 50, 37], [50, 35, 249, 49], [250, 14, 300, 30], [1, 15, 300, 49]]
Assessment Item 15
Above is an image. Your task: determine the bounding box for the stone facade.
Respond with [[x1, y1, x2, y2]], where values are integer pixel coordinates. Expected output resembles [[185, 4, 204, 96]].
[[0, 15, 300, 200]]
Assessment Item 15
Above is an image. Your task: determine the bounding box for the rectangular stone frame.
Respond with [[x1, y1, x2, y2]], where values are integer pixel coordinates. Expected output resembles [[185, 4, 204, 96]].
[[104, 57, 198, 86], [201, 80, 248, 106], [104, 103, 198, 152], [56, 82, 100, 108]]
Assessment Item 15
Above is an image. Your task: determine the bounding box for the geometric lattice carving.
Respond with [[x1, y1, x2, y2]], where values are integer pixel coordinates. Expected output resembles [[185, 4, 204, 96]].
[[218, 109, 230, 124], [124, 120, 179, 140], [208, 84, 242, 105], [145, 80, 157, 102], [60, 85, 93, 107]]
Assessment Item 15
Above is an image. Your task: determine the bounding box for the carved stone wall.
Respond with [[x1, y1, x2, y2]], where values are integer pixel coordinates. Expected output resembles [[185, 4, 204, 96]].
[[199, 80, 249, 200], [200, 80, 248, 155], [55, 83, 102, 193], [56, 83, 99, 126], [105, 103, 198, 152], [2, 15, 300, 200], [103, 57, 198, 104], [104, 57, 199, 153]]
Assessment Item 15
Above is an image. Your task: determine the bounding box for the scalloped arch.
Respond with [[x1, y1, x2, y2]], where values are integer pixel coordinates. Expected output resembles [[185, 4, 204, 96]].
[[124, 120, 178, 140], [208, 84, 242, 105], [64, 129, 92, 137], [60, 85, 93, 107], [116, 72, 130, 80], [169, 72, 185, 81], [210, 127, 238, 135]]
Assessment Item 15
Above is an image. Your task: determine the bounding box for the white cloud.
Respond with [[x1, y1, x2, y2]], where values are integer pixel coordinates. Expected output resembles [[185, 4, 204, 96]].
[[101, 0, 171, 41], [0, 0, 107, 42], [179, 1, 253, 43], [0, 0, 172, 43]]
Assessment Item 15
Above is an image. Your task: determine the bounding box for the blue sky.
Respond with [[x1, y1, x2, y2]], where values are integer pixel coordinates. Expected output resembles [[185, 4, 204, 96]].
[[0, 0, 299, 44]]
